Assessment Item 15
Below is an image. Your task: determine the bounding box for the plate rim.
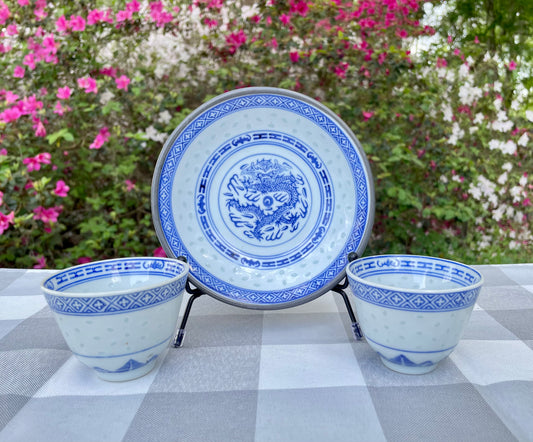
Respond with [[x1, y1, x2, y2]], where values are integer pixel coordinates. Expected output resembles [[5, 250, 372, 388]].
[[151, 86, 375, 309]]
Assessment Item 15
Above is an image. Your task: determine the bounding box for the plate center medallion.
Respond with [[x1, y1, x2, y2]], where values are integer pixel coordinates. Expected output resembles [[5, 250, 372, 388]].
[[225, 157, 309, 244], [195, 130, 334, 269]]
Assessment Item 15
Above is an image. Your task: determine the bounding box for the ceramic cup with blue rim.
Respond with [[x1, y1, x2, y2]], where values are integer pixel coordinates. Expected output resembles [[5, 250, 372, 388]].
[[40, 257, 188, 381], [346, 255, 483, 374]]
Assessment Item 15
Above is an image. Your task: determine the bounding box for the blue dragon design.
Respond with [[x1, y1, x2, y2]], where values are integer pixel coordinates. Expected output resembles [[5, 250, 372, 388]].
[[225, 158, 309, 242]]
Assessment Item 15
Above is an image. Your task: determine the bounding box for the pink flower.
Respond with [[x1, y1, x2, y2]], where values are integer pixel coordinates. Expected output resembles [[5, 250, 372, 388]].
[[0, 148, 7, 156], [203, 18, 218, 28], [334, 62, 349, 79], [53, 100, 71, 115], [87, 9, 103, 25], [396, 29, 408, 39], [0, 106, 22, 123], [153, 246, 167, 257], [226, 30, 247, 54], [33, 119, 46, 137], [100, 66, 117, 77], [0, 190, 3, 206], [69, 15, 86, 31], [77, 257, 92, 264], [54, 180, 70, 197], [126, 0, 141, 13], [5, 91, 19, 103], [474, 36, 479, 44], [290, 0, 309, 16], [116, 9, 133, 22], [34, 8, 47, 21], [115, 75, 131, 91], [33, 255, 46, 269], [77, 76, 98, 94], [290, 51, 299, 63], [56, 86, 72, 100], [508, 60, 517, 71], [23, 152, 51, 171], [13, 66, 25, 78], [280, 13, 291, 25], [18, 0, 30, 5], [55, 15, 70, 32], [6, 24, 18, 35], [436, 57, 447, 68], [362, 111, 374, 121], [33, 205, 62, 224], [149, 1, 173, 26], [0, 2, 11, 25], [0, 211, 15, 235], [89, 127, 110, 150], [125, 179, 136, 191], [23, 53, 36, 70]]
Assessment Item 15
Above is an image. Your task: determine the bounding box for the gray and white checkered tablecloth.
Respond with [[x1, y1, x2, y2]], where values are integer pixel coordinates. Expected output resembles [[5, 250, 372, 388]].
[[0, 264, 532, 442]]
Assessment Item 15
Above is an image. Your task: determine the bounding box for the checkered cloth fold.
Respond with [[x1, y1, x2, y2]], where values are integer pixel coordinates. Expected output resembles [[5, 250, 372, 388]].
[[1, 265, 532, 442]]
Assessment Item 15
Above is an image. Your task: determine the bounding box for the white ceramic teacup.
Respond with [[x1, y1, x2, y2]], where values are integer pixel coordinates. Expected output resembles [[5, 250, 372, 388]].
[[346, 255, 483, 374], [41, 257, 188, 381]]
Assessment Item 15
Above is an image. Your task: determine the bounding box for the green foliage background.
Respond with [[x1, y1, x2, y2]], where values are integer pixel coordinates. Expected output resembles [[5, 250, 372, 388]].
[[0, 0, 531, 268]]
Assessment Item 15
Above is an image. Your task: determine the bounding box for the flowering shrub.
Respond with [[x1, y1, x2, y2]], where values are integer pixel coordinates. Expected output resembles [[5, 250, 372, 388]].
[[0, 0, 531, 268]]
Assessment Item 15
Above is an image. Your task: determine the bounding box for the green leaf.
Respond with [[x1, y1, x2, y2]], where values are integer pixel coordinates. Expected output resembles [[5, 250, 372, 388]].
[[46, 128, 74, 145], [102, 101, 123, 115]]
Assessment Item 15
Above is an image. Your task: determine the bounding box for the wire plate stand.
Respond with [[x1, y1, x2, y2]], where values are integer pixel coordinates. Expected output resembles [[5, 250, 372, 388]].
[[172, 254, 363, 347]]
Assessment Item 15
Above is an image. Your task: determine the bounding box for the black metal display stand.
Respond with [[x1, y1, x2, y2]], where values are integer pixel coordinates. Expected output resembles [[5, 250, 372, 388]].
[[172, 254, 363, 347]]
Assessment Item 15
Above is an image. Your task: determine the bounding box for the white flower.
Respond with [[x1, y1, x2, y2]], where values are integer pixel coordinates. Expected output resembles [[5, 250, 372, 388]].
[[469, 126, 478, 134], [442, 103, 453, 122], [466, 56, 474, 65], [494, 98, 502, 110], [510, 186, 523, 203], [502, 162, 513, 171], [99, 90, 115, 105], [473, 113, 484, 124], [448, 122, 465, 145], [492, 205, 505, 222], [445, 69, 456, 82], [508, 240, 519, 250], [488, 139, 501, 150], [439, 175, 449, 184], [458, 82, 482, 106], [518, 132, 529, 146], [458, 64, 470, 79], [526, 110, 533, 122], [501, 140, 517, 155], [493, 81, 502, 92], [519, 175, 528, 186], [497, 172, 508, 185], [157, 110, 172, 125]]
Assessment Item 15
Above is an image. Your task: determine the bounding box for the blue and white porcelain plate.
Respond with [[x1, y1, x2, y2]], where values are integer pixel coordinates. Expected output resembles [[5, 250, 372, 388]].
[[151, 87, 374, 309]]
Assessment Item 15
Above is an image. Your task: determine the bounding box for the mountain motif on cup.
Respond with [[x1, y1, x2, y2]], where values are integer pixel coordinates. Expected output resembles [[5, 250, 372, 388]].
[[225, 158, 309, 242], [93, 354, 158, 374], [378, 352, 434, 368]]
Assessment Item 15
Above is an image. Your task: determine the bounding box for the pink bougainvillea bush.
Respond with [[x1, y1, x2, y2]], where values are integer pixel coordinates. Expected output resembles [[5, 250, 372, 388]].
[[0, 0, 531, 268]]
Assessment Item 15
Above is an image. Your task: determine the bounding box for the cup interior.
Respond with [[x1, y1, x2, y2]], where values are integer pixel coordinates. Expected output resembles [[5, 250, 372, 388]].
[[43, 257, 188, 295], [348, 255, 483, 292]]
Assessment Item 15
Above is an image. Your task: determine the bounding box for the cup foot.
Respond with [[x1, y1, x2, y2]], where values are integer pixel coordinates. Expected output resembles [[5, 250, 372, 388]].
[[380, 356, 438, 375]]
